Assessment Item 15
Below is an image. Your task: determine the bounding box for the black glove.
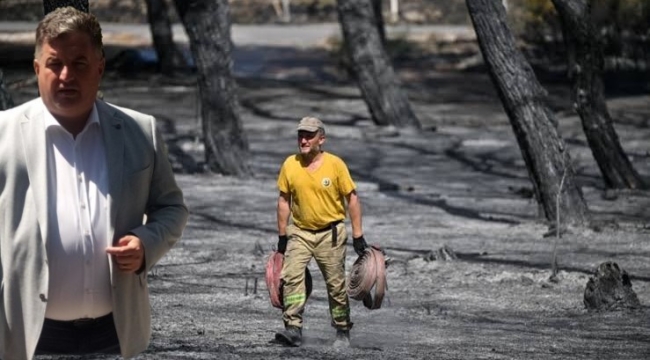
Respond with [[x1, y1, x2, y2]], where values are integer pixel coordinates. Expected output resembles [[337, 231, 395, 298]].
[[352, 235, 369, 257], [277, 235, 288, 254]]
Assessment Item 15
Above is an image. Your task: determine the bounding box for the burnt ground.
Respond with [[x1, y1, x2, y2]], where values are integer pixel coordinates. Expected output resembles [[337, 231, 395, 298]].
[[3, 25, 650, 360]]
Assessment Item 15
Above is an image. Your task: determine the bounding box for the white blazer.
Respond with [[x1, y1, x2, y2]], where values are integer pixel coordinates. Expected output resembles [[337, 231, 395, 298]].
[[0, 98, 189, 359]]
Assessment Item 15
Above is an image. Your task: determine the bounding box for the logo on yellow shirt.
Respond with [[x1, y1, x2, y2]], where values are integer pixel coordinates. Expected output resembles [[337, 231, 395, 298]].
[[321, 178, 332, 188]]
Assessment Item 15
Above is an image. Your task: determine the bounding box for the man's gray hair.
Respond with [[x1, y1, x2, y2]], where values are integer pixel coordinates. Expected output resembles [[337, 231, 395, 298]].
[[35, 6, 103, 58]]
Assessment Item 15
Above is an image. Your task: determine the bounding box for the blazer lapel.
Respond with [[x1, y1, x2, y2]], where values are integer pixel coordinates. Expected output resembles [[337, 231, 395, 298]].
[[97, 101, 124, 247], [20, 103, 49, 246]]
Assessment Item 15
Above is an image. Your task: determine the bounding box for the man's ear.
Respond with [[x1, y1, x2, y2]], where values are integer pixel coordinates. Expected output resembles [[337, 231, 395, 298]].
[[98, 57, 105, 76], [33, 59, 40, 75]]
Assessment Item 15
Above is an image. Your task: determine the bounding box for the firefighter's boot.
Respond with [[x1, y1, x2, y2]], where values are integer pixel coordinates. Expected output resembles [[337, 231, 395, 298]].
[[333, 328, 350, 348], [275, 326, 302, 347]]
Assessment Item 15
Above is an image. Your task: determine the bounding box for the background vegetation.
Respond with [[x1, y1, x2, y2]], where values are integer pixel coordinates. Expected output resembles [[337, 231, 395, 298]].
[[508, 0, 650, 71]]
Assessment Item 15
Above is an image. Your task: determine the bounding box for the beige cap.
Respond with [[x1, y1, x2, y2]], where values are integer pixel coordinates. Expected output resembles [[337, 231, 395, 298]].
[[297, 116, 324, 132]]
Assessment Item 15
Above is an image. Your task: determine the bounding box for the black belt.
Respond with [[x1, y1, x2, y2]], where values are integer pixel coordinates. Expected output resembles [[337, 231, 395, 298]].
[[44, 313, 113, 329], [304, 221, 342, 247], [306, 220, 342, 233]]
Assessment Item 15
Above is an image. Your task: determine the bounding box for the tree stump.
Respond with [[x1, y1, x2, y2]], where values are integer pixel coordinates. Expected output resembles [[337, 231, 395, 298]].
[[423, 245, 457, 262], [583, 261, 640, 311]]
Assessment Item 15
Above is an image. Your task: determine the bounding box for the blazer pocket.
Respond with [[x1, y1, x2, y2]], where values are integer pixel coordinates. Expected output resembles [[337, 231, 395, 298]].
[[125, 163, 152, 178], [122, 165, 152, 214], [124, 165, 152, 191]]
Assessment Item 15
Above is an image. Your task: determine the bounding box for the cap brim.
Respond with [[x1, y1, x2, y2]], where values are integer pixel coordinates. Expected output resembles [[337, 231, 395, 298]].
[[297, 126, 321, 132]]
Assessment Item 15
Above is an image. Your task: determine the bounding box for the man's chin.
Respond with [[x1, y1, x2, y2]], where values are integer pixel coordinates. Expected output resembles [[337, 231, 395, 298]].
[[54, 95, 94, 108], [54, 94, 81, 104]]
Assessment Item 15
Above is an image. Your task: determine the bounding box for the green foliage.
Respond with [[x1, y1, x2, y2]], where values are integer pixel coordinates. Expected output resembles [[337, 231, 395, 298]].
[[518, 0, 556, 29], [509, 0, 650, 68], [510, 0, 650, 39], [508, 0, 560, 43]]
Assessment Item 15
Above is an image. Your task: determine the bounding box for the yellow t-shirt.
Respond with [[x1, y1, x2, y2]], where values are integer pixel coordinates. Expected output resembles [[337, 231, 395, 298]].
[[277, 152, 356, 231]]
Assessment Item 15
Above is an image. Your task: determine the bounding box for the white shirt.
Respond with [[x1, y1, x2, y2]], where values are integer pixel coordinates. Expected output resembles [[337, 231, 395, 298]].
[[44, 103, 112, 320]]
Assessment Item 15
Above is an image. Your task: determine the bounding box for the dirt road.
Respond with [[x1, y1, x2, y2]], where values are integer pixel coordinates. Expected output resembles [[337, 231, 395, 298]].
[[0, 21, 474, 46]]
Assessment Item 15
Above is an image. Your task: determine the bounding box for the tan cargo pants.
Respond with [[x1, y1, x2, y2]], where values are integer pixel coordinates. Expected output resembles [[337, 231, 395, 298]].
[[281, 222, 351, 330]]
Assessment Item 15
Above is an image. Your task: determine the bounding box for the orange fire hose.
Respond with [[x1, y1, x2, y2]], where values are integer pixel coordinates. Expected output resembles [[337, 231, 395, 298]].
[[265, 251, 312, 309], [347, 245, 387, 310]]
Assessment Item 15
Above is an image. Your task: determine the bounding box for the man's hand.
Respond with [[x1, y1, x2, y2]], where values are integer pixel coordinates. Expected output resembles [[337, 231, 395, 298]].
[[277, 235, 288, 254], [106, 235, 145, 273], [353, 235, 369, 257]]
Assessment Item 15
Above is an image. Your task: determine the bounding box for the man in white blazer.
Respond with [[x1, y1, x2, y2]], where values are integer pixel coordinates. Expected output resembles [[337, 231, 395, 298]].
[[0, 7, 188, 360]]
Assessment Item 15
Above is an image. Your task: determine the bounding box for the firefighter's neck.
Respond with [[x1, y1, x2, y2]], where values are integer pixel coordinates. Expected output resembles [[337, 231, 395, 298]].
[[301, 150, 323, 166]]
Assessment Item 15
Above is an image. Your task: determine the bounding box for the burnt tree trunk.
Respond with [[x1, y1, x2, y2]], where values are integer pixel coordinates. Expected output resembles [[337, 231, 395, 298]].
[[174, 0, 251, 177], [43, 0, 88, 14], [466, 0, 589, 226], [336, 0, 420, 129], [371, 0, 387, 45], [0, 70, 14, 110], [145, 0, 187, 75], [551, 0, 645, 189]]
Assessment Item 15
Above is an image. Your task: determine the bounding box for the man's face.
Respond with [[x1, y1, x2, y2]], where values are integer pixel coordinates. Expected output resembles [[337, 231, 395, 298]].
[[297, 130, 324, 155], [33, 31, 104, 123]]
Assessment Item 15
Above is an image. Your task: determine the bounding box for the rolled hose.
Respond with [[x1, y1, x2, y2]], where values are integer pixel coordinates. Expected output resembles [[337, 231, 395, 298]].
[[347, 245, 387, 310], [265, 251, 312, 309]]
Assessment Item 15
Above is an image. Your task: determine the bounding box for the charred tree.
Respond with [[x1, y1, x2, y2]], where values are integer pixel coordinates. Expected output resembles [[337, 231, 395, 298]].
[[0, 69, 14, 110], [336, 0, 420, 129], [43, 0, 88, 14], [174, 0, 251, 177], [466, 0, 589, 226], [551, 0, 645, 189], [145, 0, 187, 75], [371, 0, 387, 45]]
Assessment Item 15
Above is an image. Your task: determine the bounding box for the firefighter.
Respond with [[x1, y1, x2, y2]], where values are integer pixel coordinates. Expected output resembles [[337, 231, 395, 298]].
[[274, 116, 369, 347]]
